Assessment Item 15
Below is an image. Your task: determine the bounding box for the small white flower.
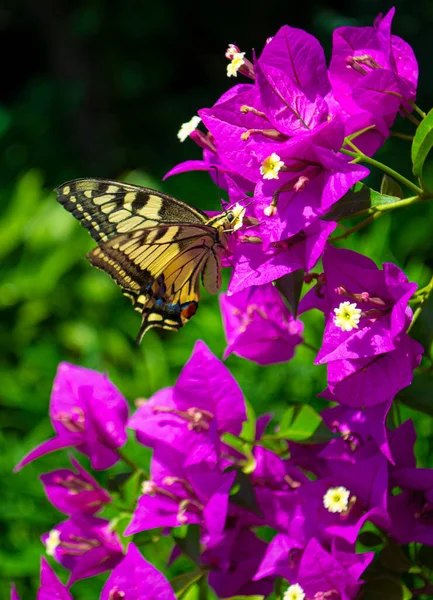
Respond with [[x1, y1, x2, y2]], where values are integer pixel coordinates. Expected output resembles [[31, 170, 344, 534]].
[[225, 43, 240, 59], [283, 583, 306, 600], [177, 115, 201, 142], [45, 529, 61, 556], [230, 203, 246, 231], [227, 52, 246, 77], [323, 486, 351, 513], [260, 153, 284, 180], [333, 301, 362, 331], [142, 480, 157, 495]]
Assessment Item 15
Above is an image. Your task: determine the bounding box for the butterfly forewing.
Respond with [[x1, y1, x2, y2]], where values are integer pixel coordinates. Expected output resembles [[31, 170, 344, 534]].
[[56, 178, 208, 243]]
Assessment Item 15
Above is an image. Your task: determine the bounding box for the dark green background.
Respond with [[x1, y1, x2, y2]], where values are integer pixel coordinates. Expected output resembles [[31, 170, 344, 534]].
[[1, 1, 433, 598]]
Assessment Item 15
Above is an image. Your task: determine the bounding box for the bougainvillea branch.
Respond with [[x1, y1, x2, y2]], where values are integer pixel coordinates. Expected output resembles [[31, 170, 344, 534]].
[[11, 7, 433, 600]]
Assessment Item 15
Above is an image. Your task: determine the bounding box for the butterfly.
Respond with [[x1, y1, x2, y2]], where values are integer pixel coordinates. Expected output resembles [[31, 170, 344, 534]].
[[56, 178, 247, 343]]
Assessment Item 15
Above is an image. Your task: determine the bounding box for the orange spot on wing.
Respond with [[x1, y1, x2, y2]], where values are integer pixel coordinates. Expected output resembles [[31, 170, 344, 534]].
[[181, 303, 198, 319]]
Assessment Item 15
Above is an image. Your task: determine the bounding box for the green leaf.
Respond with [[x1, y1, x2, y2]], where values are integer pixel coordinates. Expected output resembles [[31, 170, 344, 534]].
[[122, 471, 143, 508], [398, 373, 433, 417], [324, 183, 402, 223], [361, 577, 406, 600], [274, 269, 305, 317], [171, 570, 204, 597], [380, 174, 403, 199], [277, 404, 322, 441], [324, 184, 372, 221], [240, 398, 257, 444], [379, 540, 411, 573], [302, 421, 339, 444], [229, 470, 261, 516], [108, 512, 133, 545], [358, 531, 383, 547], [198, 576, 209, 600], [402, 585, 413, 600], [222, 400, 257, 471], [369, 189, 402, 208], [412, 107, 433, 177], [418, 545, 433, 570], [0, 170, 43, 260], [224, 597, 265, 600], [173, 524, 201, 566]]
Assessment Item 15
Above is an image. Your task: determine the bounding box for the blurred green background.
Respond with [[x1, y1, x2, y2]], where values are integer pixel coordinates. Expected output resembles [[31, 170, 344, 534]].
[[2, 0, 433, 598]]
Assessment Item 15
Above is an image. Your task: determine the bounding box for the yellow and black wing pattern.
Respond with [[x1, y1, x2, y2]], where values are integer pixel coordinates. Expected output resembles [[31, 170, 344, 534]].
[[56, 178, 225, 342], [56, 178, 209, 243]]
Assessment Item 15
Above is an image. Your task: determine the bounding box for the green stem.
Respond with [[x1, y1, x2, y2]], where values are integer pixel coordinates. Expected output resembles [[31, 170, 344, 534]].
[[360, 195, 431, 218], [375, 195, 420, 212], [331, 213, 381, 241], [341, 141, 423, 196], [407, 272, 433, 331], [407, 306, 422, 332], [114, 447, 146, 475], [274, 577, 283, 600], [409, 102, 427, 119], [414, 273, 433, 298], [110, 502, 134, 513], [302, 340, 319, 354], [331, 192, 431, 241], [236, 434, 256, 446], [390, 131, 414, 141], [403, 108, 421, 126], [392, 399, 402, 428]]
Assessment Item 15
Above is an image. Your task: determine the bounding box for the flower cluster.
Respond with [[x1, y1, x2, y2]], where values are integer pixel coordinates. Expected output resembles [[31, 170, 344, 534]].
[[12, 344, 433, 598], [166, 8, 420, 377]]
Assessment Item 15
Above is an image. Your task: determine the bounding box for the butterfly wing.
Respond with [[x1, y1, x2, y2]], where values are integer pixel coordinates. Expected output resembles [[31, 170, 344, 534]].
[[87, 223, 223, 342], [56, 178, 208, 243]]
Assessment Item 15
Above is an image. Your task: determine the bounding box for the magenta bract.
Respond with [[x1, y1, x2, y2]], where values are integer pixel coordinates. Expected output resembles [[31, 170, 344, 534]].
[[15, 363, 129, 471]]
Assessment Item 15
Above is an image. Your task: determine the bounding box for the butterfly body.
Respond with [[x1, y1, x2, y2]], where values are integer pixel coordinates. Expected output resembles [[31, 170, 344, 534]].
[[56, 178, 245, 342]]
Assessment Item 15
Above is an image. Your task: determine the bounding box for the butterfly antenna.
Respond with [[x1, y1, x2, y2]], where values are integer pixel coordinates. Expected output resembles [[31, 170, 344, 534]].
[[243, 221, 263, 231], [209, 165, 228, 209]]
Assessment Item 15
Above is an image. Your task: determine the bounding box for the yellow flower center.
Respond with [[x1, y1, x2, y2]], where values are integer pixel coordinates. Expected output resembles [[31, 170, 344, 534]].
[[45, 529, 61, 556], [230, 203, 246, 231], [333, 301, 361, 331], [260, 153, 284, 180], [227, 52, 246, 77], [283, 583, 306, 600], [323, 486, 350, 513]]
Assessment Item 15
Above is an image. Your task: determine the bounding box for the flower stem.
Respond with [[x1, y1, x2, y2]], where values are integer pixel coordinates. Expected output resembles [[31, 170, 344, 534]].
[[115, 447, 146, 476], [414, 273, 433, 299], [407, 306, 423, 332], [407, 272, 433, 331], [302, 340, 319, 354], [331, 191, 432, 240], [409, 102, 427, 119], [331, 213, 382, 241], [341, 140, 423, 196], [390, 131, 414, 141], [370, 195, 421, 213], [403, 108, 421, 126]]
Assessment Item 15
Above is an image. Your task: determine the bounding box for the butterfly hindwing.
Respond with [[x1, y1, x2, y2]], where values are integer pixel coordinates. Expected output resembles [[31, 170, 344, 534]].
[[87, 223, 224, 341], [56, 178, 208, 243]]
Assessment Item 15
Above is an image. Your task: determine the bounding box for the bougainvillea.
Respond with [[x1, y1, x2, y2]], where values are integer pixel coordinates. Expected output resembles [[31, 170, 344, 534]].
[[12, 8, 433, 599]]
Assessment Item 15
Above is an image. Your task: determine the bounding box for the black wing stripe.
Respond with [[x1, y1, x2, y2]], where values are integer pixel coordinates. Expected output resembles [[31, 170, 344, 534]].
[[56, 178, 208, 243]]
